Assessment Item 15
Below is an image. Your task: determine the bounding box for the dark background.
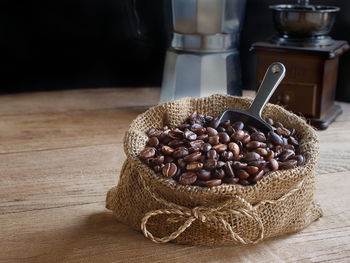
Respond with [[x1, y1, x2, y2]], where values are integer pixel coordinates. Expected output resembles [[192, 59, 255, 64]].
[[1, 0, 349, 100]]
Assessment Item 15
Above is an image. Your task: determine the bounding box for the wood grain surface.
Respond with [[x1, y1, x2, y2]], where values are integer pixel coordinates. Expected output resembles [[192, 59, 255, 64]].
[[0, 88, 349, 263]]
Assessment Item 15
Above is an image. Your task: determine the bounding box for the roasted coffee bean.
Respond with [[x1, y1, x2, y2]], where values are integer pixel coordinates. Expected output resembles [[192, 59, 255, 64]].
[[212, 168, 225, 179], [237, 169, 250, 179], [218, 132, 230, 144], [222, 151, 234, 161], [245, 166, 259, 175], [201, 143, 212, 152], [197, 169, 211, 180], [188, 146, 200, 153], [198, 134, 209, 141], [231, 130, 245, 141], [172, 147, 189, 158], [290, 128, 296, 136], [207, 149, 218, 160], [154, 164, 164, 173], [224, 161, 235, 177], [295, 155, 305, 166], [168, 139, 185, 148], [233, 161, 248, 169], [162, 163, 178, 178], [238, 179, 250, 186], [217, 127, 226, 132], [288, 136, 299, 146], [192, 127, 206, 135], [226, 126, 234, 135], [247, 125, 258, 134], [282, 137, 289, 145], [276, 127, 291, 137], [221, 120, 231, 128], [148, 136, 159, 147], [222, 177, 239, 184], [148, 129, 163, 137], [152, 155, 164, 165], [209, 119, 220, 129], [241, 134, 251, 144], [275, 122, 284, 128], [232, 121, 244, 130], [184, 152, 202, 162], [177, 158, 187, 169], [164, 156, 175, 163], [206, 179, 222, 187], [162, 145, 174, 155], [178, 123, 190, 130], [269, 159, 279, 171], [268, 131, 284, 145], [186, 162, 203, 171], [204, 159, 217, 170], [184, 130, 197, 141], [168, 129, 183, 139], [251, 132, 266, 142], [274, 145, 283, 157], [266, 150, 275, 160], [216, 161, 225, 169], [280, 149, 295, 161], [244, 152, 261, 162], [194, 180, 208, 187], [228, 142, 240, 156], [189, 140, 205, 149], [212, 143, 227, 153], [205, 115, 214, 122], [206, 127, 218, 136], [254, 147, 268, 156], [246, 141, 267, 149], [140, 147, 156, 159], [248, 160, 266, 168], [280, 159, 298, 169], [208, 135, 220, 145], [179, 172, 197, 185], [249, 169, 264, 183]]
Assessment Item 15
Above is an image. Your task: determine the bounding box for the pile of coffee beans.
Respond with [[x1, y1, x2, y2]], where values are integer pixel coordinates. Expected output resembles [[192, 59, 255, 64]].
[[139, 112, 305, 187]]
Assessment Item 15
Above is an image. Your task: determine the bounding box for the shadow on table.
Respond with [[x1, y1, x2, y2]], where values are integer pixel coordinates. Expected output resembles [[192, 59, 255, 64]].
[[36, 211, 297, 263]]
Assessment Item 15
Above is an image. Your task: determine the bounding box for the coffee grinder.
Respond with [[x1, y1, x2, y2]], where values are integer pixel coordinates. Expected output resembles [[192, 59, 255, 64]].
[[251, 0, 349, 130], [160, 0, 246, 102]]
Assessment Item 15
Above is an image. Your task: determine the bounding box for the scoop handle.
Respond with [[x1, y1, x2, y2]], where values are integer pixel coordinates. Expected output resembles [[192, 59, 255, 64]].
[[246, 62, 286, 118]]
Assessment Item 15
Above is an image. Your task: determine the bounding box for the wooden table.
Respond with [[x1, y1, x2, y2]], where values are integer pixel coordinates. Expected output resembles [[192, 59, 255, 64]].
[[1, 88, 349, 263]]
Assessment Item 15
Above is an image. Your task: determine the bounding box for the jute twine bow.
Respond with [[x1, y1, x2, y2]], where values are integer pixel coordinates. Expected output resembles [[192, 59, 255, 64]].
[[140, 174, 304, 244]]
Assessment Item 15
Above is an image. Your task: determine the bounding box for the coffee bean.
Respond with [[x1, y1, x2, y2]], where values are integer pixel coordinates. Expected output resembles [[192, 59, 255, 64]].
[[222, 177, 239, 184], [275, 122, 284, 128], [207, 149, 218, 160], [232, 121, 244, 130], [238, 179, 250, 186], [201, 143, 212, 152], [154, 164, 164, 173], [189, 140, 205, 149], [254, 148, 268, 156], [208, 136, 220, 145], [295, 155, 305, 166], [164, 156, 175, 163], [177, 158, 187, 169], [148, 136, 159, 147], [178, 123, 190, 130], [204, 159, 217, 170], [228, 142, 240, 156], [152, 155, 164, 165], [268, 131, 283, 145], [188, 146, 200, 153], [140, 147, 156, 159], [216, 161, 225, 169], [168, 129, 184, 139], [280, 159, 298, 169], [194, 180, 208, 187], [217, 127, 226, 132], [266, 150, 275, 160], [288, 136, 299, 146], [251, 132, 266, 142], [197, 169, 211, 180], [186, 162, 203, 171], [209, 119, 220, 129], [242, 134, 251, 144], [162, 163, 178, 178], [206, 179, 222, 187], [248, 160, 266, 168], [233, 161, 248, 169], [198, 134, 209, 141], [280, 149, 295, 161], [237, 169, 250, 179], [212, 143, 227, 153], [249, 169, 264, 183], [172, 147, 189, 158], [247, 125, 258, 133], [221, 120, 231, 128], [231, 130, 245, 141], [245, 166, 259, 175], [244, 152, 261, 162], [269, 159, 279, 171], [224, 161, 235, 177], [246, 141, 267, 149], [206, 127, 218, 136], [266, 118, 274, 126], [276, 127, 291, 137], [222, 151, 234, 161], [179, 172, 197, 185], [218, 132, 230, 144], [184, 130, 197, 141], [184, 152, 202, 162], [168, 139, 185, 148], [212, 168, 225, 179], [148, 129, 163, 137]]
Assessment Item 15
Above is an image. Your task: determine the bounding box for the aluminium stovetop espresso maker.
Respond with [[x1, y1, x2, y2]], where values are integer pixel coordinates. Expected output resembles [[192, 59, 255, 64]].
[[160, 0, 246, 102]]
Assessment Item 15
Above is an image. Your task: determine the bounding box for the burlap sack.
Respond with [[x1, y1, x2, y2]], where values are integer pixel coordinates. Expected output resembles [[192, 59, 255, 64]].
[[106, 94, 322, 246]]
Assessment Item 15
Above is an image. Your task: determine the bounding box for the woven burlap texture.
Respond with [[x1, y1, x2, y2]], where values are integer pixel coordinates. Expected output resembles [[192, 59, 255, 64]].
[[106, 94, 323, 246]]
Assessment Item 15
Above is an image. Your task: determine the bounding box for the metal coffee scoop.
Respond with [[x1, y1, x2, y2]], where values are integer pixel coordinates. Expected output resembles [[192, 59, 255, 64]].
[[218, 62, 286, 133]]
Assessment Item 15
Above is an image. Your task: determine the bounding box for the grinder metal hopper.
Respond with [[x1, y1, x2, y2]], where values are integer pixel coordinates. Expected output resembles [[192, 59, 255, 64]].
[[219, 62, 286, 133]]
